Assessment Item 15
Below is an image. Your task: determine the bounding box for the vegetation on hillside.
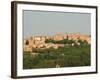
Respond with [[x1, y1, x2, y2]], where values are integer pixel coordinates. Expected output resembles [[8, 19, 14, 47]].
[[45, 38, 88, 45], [23, 39, 90, 69]]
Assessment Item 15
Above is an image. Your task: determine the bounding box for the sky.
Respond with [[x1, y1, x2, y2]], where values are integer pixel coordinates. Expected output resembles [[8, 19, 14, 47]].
[[23, 10, 91, 38]]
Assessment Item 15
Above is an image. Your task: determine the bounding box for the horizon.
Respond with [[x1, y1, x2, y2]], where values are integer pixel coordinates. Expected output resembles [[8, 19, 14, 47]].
[[23, 32, 91, 39]]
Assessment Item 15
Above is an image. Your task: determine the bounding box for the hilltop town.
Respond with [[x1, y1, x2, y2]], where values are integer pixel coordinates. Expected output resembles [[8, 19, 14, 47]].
[[23, 33, 91, 53]]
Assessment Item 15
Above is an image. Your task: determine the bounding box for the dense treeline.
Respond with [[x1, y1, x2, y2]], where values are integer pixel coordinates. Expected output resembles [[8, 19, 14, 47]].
[[23, 44, 90, 69], [45, 38, 88, 45], [45, 38, 75, 44]]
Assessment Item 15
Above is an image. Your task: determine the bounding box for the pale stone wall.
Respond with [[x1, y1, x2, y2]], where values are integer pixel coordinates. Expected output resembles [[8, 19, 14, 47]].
[[23, 33, 91, 52], [53, 33, 64, 41], [24, 45, 32, 52]]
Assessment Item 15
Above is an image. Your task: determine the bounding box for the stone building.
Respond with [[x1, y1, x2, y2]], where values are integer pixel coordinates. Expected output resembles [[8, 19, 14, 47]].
[[79, 35, 91, 44], [23, 39, 33, 52], [34, 36, 46, 45], [23, 33, 91, 53], [67, 33, 80, 40], [53, 33, 64, 41]]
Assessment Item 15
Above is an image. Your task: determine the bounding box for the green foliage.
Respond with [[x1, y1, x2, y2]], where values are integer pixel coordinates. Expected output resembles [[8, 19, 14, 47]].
[[77, 39, 88, 45], [45, 39, 76, 44], [23, 44, 91, 69], [45, 38, 89, 46]]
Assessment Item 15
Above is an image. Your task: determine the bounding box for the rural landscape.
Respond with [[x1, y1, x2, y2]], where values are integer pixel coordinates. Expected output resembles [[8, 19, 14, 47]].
[[23, 32, 91, 69]]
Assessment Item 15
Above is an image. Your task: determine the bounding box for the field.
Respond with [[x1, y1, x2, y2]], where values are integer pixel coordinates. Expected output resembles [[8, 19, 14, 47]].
[[23, 41, 91, 69]]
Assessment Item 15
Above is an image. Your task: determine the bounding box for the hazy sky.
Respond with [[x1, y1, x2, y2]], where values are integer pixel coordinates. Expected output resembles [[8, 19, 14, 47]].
[[23, 10, 91, 38]]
